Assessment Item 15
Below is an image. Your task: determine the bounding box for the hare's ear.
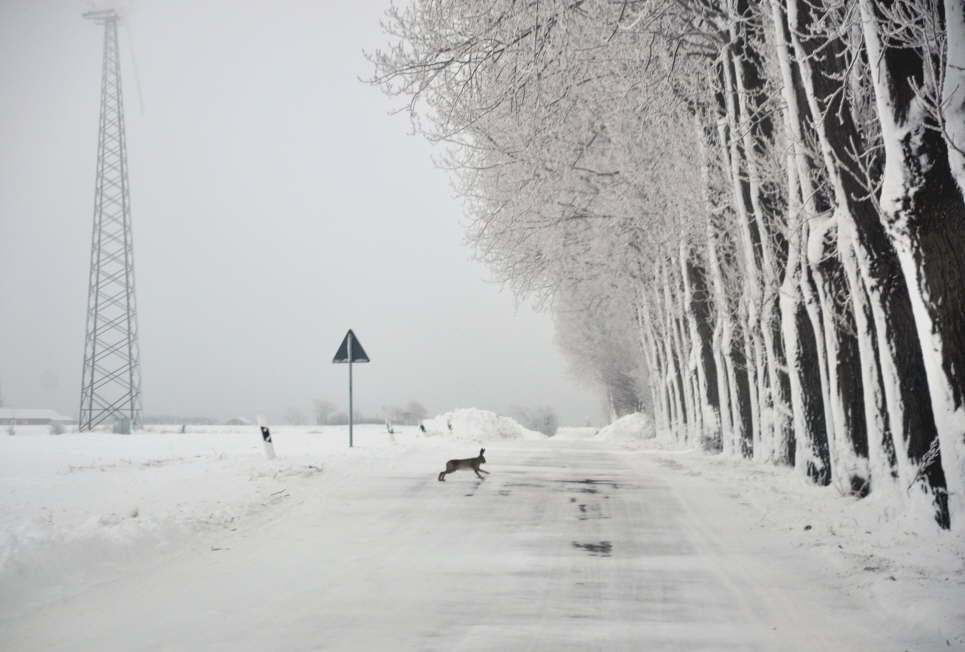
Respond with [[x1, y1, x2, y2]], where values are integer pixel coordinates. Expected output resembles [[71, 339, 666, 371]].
[[480, 448, 485, 455]]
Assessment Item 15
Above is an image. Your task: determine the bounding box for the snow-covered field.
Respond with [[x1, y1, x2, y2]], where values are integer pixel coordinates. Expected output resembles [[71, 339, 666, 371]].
[[1, 412, 962, 650]]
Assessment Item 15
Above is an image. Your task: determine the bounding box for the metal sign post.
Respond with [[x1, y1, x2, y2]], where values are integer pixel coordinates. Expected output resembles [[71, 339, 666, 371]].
[[332, 329, 369, 448], [348, 335, 354, 447]]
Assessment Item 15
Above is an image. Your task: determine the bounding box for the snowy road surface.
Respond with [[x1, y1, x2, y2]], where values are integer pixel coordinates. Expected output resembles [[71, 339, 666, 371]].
[[1, 437, 948, 651]]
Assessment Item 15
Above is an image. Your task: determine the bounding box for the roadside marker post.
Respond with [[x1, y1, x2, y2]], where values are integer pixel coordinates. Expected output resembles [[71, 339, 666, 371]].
[[332, 329, 370, 448], [257, 415, 276, 459]]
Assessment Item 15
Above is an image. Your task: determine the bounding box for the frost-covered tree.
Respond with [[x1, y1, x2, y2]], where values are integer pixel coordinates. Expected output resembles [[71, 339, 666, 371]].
[[405, 400, 428, 424], [511, 405, 560, 436], [285, 408, 306, 426], [555, 282, 648, 422], [313, 398, 336, 425]]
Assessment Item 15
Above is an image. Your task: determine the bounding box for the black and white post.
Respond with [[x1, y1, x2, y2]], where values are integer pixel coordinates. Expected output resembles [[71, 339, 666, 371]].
[[257, 415, 276, 460]]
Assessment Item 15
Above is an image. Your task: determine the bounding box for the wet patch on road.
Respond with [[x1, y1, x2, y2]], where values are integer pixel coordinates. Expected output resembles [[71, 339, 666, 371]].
[[576, 502, 609, 521], [654, 458, 701, 476], [655, 458, 686, 472], [571, 485, 598, 494], [572, 540, 613, 557], [557, 478, 622, 491], [461, 480, 484, 497]]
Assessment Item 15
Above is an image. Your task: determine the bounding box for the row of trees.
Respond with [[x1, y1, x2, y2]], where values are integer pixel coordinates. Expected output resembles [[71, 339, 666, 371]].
[[511, 405, 561, 436], [370, 0, 965, 530]]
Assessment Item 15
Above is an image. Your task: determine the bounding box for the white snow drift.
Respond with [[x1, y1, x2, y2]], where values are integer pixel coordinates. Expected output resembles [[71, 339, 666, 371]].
[[420, 407, 546, 441], [594, 412, 655, 444]]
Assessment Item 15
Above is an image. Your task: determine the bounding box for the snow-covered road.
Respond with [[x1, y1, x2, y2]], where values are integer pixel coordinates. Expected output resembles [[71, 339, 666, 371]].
[[4, 436, 942, 651]]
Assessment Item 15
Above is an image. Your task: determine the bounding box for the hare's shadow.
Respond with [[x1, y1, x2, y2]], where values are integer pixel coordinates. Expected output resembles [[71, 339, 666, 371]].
[[464, 479, 485, 497]]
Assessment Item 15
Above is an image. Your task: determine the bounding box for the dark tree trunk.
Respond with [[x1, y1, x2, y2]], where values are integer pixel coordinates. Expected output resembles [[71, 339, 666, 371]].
[[686, 251, 722, 451], [859, 0, 963, 528], [793, 283, 831, 484], [812, 228, 870, 496], [794, 0, 948, 525]]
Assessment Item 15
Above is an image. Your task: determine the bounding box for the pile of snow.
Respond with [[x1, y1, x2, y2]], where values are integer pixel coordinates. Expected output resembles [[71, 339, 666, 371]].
[[421, 408, 546, 441], [594, 412, 654, 443]]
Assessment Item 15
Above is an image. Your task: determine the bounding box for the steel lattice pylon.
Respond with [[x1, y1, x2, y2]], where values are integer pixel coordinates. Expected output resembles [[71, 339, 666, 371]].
[[79, 9, 142, 432]]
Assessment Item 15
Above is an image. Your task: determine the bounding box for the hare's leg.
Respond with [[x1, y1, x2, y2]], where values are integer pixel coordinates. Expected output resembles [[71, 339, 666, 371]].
[[474, 468, 486, 480], [478, 468, 490, 474], [438, 470, 447, 481]]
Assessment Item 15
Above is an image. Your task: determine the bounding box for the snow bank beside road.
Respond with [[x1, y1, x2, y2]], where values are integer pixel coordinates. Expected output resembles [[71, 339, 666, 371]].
[[0, 426, 398, 614], [594, 412, 654, 444], [421, 408, 546, 441], [642, 448, 965, 647]]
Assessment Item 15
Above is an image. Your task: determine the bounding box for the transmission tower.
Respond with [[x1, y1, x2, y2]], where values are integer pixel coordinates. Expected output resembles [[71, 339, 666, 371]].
[[79, 9, 142, 432]]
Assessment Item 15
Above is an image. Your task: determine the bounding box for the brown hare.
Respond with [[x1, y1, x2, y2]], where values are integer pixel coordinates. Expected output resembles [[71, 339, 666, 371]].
[[438, 448, 489, 481]]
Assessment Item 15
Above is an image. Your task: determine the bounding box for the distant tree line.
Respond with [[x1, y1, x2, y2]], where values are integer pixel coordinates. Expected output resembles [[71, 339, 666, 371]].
[[301, 398, 429, 426], [512, 406, 560, 437]]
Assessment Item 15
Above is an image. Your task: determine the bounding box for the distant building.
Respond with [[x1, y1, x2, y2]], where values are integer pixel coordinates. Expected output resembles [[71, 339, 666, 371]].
[[0, 408, 74, 426], [224, 417, 254, 426]]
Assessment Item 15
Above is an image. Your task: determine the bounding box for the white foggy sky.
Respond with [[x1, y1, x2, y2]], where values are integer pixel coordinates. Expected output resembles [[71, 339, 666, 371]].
[[0, 0, 603, 425]]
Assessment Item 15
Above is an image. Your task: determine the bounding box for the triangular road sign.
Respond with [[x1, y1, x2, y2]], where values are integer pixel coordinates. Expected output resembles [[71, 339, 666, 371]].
[[332, 329, 370, 364]]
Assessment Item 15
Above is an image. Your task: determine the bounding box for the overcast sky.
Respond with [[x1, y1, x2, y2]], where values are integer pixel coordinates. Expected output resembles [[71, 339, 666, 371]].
[[0, 0, 603, 426]]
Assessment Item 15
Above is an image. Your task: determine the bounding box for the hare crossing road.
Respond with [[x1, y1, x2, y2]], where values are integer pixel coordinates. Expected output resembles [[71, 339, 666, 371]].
[[438, 448, 489, 481]]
